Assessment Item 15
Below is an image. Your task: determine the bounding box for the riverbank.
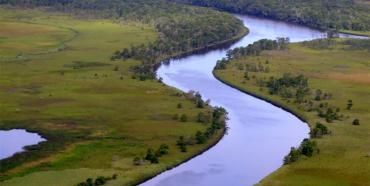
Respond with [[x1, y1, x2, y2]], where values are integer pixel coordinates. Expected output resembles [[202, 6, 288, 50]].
[[214, 39, 370, 185], [0, 6, 249, 185], [134, 25, 248, 186], [339, 29, 370, 37]]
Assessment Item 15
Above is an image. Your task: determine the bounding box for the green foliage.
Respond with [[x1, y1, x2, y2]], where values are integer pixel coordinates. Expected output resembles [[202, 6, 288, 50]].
[[283, 147, 300, 165], [145, 148, 158, 164], [176, 136, 187, 152], [300, 139, 318, 157], [214, 38, 370, 185], [76, 174, 117, 186], [347, 100, 353, 110], [195, 92, 205, 108], [195, 131, 206, 144], [155, 144, 169, 157], [284, 139, 318, 164], [318, 107, 341, 123], [172, 0, 370, 31], [266, 74, 309, 103], [197, 112, 210, 123], [2, 0, 245, 80], [177, 103, 182, 109], [352, 119, 360, 126], [302, 39, 337, 50], [216, 38, 289, 70], [310, 123, 329, 138], [180, 114, 188, 122], [344, 39, 370, 50]]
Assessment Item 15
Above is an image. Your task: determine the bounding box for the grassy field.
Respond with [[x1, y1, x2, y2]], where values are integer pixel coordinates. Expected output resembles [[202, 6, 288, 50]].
[[0, 7, 225, 185], [214, 40, 370, 185]]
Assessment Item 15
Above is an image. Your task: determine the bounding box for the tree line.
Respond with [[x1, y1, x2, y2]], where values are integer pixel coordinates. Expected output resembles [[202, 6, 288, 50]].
[[215, 38, 289, 70], [171, 0, 370, 31], [1, 0, 245, 80], [129, 91, 226, 165]]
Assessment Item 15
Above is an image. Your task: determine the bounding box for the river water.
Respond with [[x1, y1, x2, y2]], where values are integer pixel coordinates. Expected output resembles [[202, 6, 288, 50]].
[[140, 15, 358, 186], [0, 13, 363, 185]]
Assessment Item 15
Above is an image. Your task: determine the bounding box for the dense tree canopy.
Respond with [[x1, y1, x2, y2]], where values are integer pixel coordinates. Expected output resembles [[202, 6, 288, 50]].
[[171, 0, 370, 31]]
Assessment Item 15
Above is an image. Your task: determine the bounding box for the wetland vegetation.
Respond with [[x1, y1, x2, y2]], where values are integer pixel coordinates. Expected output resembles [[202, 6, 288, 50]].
[[214, 38, 370, 185], [0, 0, 243, 185], [1, 0, 369, 186], [172, 0, 370, 36]]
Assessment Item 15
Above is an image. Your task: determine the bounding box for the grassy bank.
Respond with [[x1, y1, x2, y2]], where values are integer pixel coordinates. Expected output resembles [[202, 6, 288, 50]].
[[0, 7, 237, 185], [340, 29, 370, 37], [214, 39, 370, 185]]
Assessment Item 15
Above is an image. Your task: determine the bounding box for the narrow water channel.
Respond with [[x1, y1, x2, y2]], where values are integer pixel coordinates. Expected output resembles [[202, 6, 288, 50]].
[[140, 15, 360, 186]]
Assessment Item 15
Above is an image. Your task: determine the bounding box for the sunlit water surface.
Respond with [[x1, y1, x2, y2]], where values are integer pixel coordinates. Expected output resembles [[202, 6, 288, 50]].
[[0, 129, 45, 160], [141, 15, 362, 186]]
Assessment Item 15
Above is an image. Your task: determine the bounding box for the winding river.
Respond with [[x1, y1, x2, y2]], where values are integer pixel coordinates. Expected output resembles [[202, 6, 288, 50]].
[[0, 13, 364, 185], [140, 15, 363, 186]]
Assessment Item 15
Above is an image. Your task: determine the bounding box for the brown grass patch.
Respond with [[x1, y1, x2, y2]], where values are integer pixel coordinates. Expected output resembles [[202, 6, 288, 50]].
[[0, 22, 59, 37], [328, 72, 370, 84]]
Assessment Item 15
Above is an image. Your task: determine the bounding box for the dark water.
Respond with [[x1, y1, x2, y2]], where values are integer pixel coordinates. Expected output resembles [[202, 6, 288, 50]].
[[140, 15, 363, 186], [0, 129, 45, 160]]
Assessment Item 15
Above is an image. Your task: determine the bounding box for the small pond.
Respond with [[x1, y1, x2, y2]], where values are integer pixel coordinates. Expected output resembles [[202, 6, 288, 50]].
[[0, 129, 45, 160]]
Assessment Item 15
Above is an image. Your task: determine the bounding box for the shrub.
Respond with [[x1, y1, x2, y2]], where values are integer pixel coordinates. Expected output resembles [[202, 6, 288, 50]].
[[197, 112, 209, 123], [94, 176, 106, 186], [353, 119, 360, 125], [300, 139, 318, 157], [195, 131, 206, 144], [283, 139, 318, 164], [310, 122, 329, 138], [156, 144, 169, 157], [283, 147, 300, 164], [145, 148, 159, 164], [347, 100, 353, 110], [180, 114, 188, 122], [177, 136, 187, 152], [177, 103, 182, 108]]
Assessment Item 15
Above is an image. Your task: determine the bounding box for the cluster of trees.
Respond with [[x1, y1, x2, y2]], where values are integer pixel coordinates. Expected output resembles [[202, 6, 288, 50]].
[[284, 138, 318, 164], [314, 89, 332, 101], [302, 38, 370, 51], [310, 122, 329, 138], [266, 74, 309, 103], [344, 39, 370, 51], [133, 144, 169, 165], [1, 0, 245, 80], [215, 38, 289, 70], [172, 0, 370, 31], [177, 107, 227, 152], [173, 91, 211, 122], [318, 107, 343, 123], [76, 174, 117, 186], [302, 39, 338, 50]]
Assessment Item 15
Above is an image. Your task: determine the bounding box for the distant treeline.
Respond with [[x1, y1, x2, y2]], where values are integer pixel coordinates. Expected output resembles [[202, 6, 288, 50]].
[[215, 38, 289, 70], [170, 0, 370, 31], [1, 0, 245, 80]]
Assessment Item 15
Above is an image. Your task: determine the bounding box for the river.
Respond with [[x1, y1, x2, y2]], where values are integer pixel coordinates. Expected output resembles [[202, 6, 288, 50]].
[[140, 15, 363, 186], [0, 13, 363, 185]]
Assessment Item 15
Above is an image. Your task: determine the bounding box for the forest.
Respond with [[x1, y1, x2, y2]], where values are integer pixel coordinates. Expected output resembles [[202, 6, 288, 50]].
[[1, 0, 246, 80], [171, 0, 370, 32]]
